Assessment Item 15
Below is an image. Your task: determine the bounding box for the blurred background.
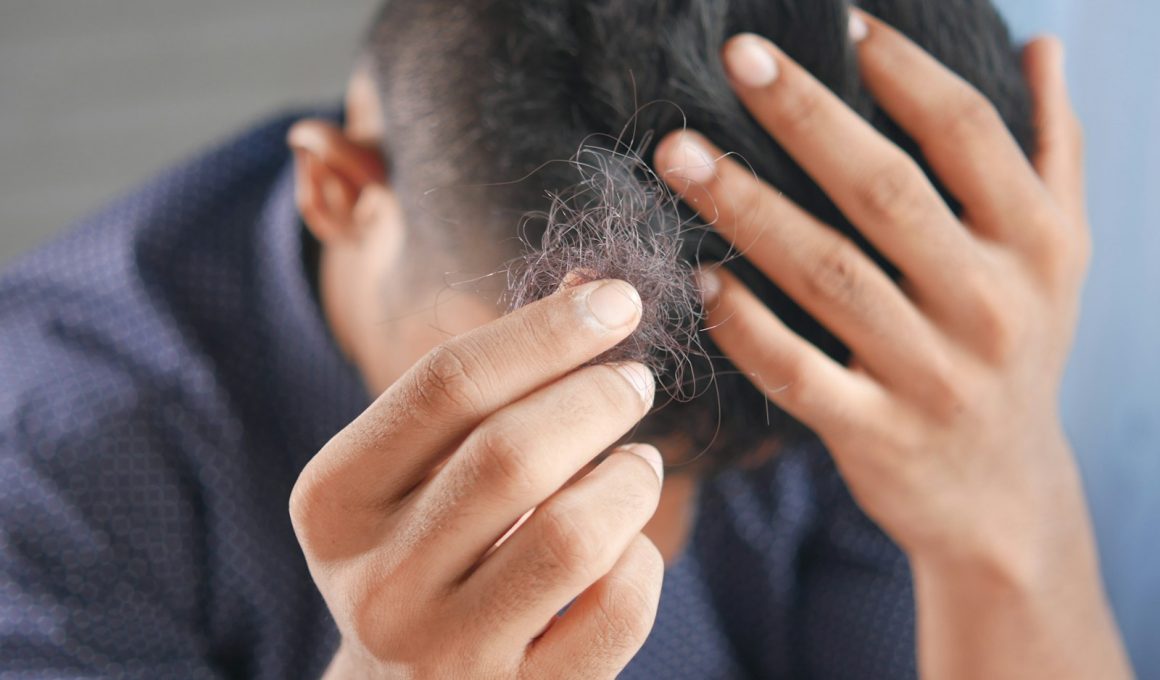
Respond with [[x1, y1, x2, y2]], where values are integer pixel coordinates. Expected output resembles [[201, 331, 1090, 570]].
[[1, 0, 1157, 674], [0, 0, 380, 262]]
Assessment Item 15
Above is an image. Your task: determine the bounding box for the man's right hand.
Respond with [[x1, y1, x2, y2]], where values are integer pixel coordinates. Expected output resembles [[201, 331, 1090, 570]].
[[289, 279, 665, 680]]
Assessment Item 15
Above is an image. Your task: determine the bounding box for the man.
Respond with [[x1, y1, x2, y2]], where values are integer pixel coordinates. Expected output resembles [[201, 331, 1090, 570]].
[[0, 1, 1132, 678]]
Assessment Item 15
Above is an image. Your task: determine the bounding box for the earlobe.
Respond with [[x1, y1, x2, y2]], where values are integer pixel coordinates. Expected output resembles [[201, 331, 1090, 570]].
[[288, 119, 387, 245]]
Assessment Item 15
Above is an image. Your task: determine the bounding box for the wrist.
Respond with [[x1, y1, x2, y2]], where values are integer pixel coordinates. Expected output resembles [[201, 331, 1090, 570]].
[[907, 428, 1093, 595], [909, 519, 1133, 680]]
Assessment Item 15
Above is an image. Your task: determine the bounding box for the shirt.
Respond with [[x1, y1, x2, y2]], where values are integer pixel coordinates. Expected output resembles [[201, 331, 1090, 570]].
[[0, 112, 916, 678]]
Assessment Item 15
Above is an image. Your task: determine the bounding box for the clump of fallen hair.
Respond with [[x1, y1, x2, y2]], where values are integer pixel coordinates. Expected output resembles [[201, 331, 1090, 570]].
[[504, 141, 706, 400]]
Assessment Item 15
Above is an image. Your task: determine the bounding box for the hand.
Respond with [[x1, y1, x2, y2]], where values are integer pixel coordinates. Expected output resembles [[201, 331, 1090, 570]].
[[290, 280, 665, 679], [655, 12, 1131, 680]]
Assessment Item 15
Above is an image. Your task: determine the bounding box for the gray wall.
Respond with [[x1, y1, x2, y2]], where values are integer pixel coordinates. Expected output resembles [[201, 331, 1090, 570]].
[[0, 0, 381, 264]]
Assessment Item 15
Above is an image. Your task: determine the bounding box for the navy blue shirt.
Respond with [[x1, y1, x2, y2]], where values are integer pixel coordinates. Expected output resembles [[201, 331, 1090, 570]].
[[0, 113, 916, 679]]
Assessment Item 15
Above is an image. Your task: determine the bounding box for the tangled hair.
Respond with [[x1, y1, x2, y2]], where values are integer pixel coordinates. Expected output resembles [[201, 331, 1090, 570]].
[[367, 0, 1033, 473], [503, 140, 707, 397]]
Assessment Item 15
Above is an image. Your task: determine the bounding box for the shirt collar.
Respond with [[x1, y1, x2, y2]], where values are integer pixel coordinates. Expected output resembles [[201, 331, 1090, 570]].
[[252, 158, 371, 467]]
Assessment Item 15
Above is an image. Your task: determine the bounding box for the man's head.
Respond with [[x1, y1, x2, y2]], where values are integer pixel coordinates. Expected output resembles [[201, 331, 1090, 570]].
[[290, 0, 1032, 472]]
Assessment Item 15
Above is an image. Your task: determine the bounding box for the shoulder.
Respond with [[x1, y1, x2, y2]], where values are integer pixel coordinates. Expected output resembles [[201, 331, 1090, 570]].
[[0, 111, 320, 473], [0, 291, 224, 521], [0, 112, 348, 674], [0, 322, 224, 675], [0, 110, 306, 333]]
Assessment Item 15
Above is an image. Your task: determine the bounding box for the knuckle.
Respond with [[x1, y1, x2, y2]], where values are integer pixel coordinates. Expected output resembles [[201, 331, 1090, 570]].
[[1037, 227, 1073, 274], [347, 572, 411, 660], [288, 460, 336, 551], [416, 343, 489, 417], [714, 306, 814, 412], [920, 350, 969, 421], [472, 417, 540, 499], [777, 86, 827, 139], [960, 267, 1002, 320], [350, 600, 390, 659], [888, 416, 929, 464], [709, 158, 774, 229], [1024, 201, 1084, 284], [537, 502, 601, 582], [593, 576, 657, 654], [780, 353, 809, 394], [514, 310, 570, 364], [858, 159, 929, 225], [288, 450, 387, 564], [981, 314, 1021, 365], [340, 573, 508, 676], [961, 273, 1020, 363], [944, 90, 1003, 146], [768, 351, 813, 410], [1026, 199, 1066, 240], [720, 167, 774, 231], [804, 238, 864, 309], [287, 468, 320, 532], [590, 539, 663, 656]]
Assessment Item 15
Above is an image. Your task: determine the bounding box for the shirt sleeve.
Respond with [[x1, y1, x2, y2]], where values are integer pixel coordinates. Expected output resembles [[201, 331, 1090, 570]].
[[0, 396, 222, 679]]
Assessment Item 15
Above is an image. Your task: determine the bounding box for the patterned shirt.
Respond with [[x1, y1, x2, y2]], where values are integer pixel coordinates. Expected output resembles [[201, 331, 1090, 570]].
[[0, 112, 916, 679]]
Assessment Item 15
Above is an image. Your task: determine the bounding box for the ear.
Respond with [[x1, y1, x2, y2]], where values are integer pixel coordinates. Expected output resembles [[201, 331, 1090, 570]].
[[288, 119, 387, 245]]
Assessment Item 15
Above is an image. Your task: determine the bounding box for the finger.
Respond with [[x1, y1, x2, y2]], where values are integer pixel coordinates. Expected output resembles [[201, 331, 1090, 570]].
[[299, 279, 643, 511], [700, 267, 887, 441], [409, 362, 656, 580], [459, 445, 664, 646], [655, 133, 946, 391], [1023, 36, 1088, 225], [711, 33, 981, 301], [521, 534, 664, 680], [850, 11, 1055, 247]]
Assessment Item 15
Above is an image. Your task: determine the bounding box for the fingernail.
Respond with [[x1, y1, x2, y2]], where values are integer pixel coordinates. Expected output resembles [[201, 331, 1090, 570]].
[[585, 281, 642, 330], [849, 12, 869, 44], [626, 444, 665, 484], [724, 34, 780, 89], [664, 135, 717, 185], [613, 362, 656, 407], [697, 269, 721, 305]]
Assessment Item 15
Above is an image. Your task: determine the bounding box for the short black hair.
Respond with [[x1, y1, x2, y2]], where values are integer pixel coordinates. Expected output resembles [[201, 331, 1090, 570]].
[[365, 0, 1032, 472]]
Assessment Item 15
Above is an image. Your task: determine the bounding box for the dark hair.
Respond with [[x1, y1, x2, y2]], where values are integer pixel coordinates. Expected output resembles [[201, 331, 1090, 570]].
[[365, 0, 1033, 473]]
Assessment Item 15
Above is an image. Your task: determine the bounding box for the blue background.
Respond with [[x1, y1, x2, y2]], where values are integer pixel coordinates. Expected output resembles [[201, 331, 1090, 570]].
[[996, 0, 1160, 673]]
